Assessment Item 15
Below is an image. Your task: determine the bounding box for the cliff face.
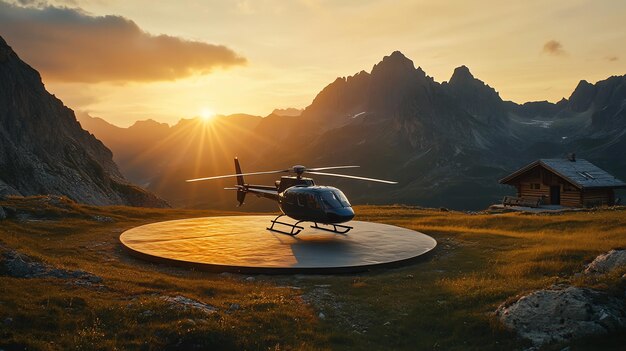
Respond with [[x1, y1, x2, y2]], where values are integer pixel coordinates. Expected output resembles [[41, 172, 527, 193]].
[[0, 36, 167, 207]]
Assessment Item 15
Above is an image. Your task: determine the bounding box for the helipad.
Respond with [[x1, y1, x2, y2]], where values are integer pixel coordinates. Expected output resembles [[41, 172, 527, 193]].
[[120, 216, 437, 274]]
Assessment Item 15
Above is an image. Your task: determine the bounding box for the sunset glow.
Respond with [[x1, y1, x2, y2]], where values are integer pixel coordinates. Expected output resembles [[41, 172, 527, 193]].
[[1, 0, 625, 126], [199, 108, 215, 122]]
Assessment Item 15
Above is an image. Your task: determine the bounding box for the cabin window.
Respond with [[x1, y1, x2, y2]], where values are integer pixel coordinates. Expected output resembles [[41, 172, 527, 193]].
[[321, 191, 343, 209], [294, 193, 319, 209], [306, 193, 319, 209], [563, 184, 575, 192], [530, 183, 540, 190], [577, 171, 595, 180]]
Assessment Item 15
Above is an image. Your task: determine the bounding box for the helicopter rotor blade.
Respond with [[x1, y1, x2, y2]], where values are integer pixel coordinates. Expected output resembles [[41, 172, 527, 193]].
[[306, 165, 360, 171], [306, 171, 398, 184], [186, 169, 290, 182]]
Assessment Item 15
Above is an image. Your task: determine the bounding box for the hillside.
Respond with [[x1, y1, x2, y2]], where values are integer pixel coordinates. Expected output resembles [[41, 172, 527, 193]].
[[79, 51, 626, 210], [1, 198, 625, 350], [0, 36, 167, 207]]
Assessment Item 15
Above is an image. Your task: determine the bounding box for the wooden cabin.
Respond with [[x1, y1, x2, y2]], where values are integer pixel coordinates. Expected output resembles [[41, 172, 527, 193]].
[[499, 155, 626, 207]]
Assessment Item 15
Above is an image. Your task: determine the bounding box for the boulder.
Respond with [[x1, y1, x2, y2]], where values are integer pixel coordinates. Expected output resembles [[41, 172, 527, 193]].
[[584, 249, 626, 274], [1, 246, 102, 284], [496, 285, 626, 346], [161, 295, 217, 314], [2, 250, 47, 278]]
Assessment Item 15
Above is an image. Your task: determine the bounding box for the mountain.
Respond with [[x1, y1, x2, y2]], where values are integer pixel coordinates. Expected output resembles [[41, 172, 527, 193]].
[[271, 108, 302, 117], [0, 36, 167, 207], [79, 51, 626, 210], [76, 112, 275, 209]]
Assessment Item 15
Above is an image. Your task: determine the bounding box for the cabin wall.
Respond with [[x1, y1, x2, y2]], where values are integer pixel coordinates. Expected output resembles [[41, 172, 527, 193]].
[[581, 189, 614, 207], [509, 167, 582, 207]]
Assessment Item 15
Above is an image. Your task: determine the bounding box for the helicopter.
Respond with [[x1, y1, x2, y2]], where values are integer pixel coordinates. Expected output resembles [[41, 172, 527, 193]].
[[186, 158, 397, 236]]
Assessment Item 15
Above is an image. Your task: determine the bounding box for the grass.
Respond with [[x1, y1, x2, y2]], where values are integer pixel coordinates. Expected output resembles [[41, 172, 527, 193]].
[[1, 198, 625, 350]]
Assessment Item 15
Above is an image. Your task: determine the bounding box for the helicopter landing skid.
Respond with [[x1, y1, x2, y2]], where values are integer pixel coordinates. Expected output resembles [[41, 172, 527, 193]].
[[310, 222, 353, 234], [266, 215, 305, 236]]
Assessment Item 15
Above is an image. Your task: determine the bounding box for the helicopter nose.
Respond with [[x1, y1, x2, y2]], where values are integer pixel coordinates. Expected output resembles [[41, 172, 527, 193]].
[[325, 207, 355, 223], [336, 207, 355, 222]]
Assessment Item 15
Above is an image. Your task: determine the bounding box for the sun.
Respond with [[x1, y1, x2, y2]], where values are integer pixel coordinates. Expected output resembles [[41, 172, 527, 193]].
[[199, 107, 215, 122]]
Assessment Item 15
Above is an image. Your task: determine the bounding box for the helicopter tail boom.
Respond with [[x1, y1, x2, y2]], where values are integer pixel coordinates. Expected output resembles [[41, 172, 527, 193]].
[[234, 158, 246, 206]]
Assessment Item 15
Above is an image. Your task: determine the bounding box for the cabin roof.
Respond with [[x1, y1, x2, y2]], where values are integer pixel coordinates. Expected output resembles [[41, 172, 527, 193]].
[[499, 158, 626, 189]]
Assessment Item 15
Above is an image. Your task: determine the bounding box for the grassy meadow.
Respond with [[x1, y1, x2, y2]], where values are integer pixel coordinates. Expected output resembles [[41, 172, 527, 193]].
[[1, 197, 625, 350]]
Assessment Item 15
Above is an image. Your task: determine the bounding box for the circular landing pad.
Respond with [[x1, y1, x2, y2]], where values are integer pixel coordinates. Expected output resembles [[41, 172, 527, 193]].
[[120, 216, 437, 274]]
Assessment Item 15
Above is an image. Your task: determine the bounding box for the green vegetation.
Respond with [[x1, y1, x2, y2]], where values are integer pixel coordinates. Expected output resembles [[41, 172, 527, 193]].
[[1, 198, 625, 350]]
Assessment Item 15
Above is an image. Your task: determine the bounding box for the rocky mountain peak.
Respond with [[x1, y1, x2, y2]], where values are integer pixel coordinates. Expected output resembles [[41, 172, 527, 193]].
[[449, 65, 475, 84], [442, 65, 505, 124], [0, 36, 11, 61], [0, 35, 167, 206], [371, 51, 416, 78], [445, 65, 500, 98], [568, 79, 597, 112]]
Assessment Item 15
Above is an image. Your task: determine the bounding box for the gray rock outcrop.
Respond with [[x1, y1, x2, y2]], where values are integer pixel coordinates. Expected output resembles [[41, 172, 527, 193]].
[[1, 245, 102, 285], [161, 295, 218, 314], [0, 36, 167, 207], [496, 285, 626, 346], [584, 249, 626, 274]]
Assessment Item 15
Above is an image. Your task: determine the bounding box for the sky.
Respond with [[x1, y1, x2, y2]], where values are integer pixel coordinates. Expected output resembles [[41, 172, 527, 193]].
[[1, 0, 625, 127]]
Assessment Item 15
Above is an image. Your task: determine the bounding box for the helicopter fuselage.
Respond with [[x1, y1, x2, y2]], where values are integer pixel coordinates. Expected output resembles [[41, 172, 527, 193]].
[[242, 176, 355, 224], [279, 184, 355, 224]]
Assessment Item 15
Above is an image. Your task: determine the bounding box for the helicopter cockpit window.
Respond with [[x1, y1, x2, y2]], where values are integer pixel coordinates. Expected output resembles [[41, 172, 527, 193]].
[[333, 190, 351, 207], [296, 193, 319, 209], [306, 194, 320, 209], [320, 191, 343, 209]]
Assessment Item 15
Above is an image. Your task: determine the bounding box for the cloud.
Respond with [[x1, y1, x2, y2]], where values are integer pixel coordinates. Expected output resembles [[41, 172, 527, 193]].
[[0, 1, 246, 82], [542, 40, 566, 56], [605, 55, 619, 62]]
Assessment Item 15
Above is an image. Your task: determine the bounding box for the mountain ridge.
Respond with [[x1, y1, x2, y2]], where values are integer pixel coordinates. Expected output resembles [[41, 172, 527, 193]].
[[0, 36, 167, 207], [75, 50, 626, 210]]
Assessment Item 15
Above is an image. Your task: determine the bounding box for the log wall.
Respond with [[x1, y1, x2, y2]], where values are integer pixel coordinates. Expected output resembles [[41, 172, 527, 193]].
[[581, 189, 614, 207], [511, 167, 582, 207]]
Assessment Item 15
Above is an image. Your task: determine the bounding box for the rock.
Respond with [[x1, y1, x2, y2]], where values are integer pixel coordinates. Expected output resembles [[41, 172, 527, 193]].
[[318, 312, 326, 320], [227, 303, 240, 312], [161, 296, 217, 314], [0, 206, 5, 220], [584, 250, 626, 274], [245, 276, 255, 282], [496, 285, 626, 346], [0, 35, 168, 208], [1, 246, 102, 284], [139, 310, 154, 318], [183, 318, 197, 327], [2, 251, 45, 277], [92, 215, 114, 223]]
